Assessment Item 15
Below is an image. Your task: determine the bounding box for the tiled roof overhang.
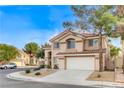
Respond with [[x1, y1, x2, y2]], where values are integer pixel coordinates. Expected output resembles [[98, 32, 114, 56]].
[[50, 30, 99, 42], [56, 49, 106, 55]]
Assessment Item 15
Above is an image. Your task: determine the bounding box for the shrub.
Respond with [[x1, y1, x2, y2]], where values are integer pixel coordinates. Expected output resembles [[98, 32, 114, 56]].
[[25, 64, 29, 66], [47, 65, 51, 69], [122, 65, 124, 69], [97, 74, 101, 78], [104, 68, 114, 71], [33, 67, 41, 71], [54, 65, 59, 69], [25, 69, 31, 74], [40, 64, 45, 68], [35, 72, 41, 75]]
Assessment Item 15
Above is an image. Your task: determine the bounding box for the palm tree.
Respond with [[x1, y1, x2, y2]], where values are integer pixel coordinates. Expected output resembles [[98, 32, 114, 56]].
[[23, 42, 39, 65]]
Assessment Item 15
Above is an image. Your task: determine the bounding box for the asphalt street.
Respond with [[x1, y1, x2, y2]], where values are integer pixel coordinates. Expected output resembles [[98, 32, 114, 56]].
[[0, 67, 96, 88]]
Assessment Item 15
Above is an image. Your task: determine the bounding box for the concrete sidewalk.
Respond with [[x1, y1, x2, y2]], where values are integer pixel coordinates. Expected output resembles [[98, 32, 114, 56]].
[[7, 70, 124, 88]]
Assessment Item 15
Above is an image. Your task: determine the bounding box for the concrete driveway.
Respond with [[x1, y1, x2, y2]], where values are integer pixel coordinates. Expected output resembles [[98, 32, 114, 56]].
[[40, 70, 93, 85], [7, 69, 124, 87], [1, 68, 90, 88]]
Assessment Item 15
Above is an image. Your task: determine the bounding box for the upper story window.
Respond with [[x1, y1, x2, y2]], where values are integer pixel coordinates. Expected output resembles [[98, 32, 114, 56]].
[[54, 42, 60, 49], [88, 39, 99, 46], [67, 38, 75, 49]]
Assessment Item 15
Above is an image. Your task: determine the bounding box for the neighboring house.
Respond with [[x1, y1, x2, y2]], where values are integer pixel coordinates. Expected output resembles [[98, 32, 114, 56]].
[[11, 50, 30, 66], [44, 30, 109, 71]]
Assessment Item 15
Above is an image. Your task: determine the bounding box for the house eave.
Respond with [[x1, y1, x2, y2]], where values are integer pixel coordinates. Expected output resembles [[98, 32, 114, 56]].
[[56, 49, 106, 55]]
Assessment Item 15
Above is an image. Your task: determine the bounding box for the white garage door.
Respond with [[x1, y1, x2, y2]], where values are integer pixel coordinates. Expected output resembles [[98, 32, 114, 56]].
[[66, 57, 95, 70]]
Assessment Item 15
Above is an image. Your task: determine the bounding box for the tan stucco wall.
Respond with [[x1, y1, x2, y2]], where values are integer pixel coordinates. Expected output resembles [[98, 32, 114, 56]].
[[11, 59, 27, 66], [19, 51, 30, 63], [52, 35, 107, 56], [58, 58, 65, 69], [12, 61, 22, 66], [45, 33, 108, 69], [13, 51, 30, 66], [84, 37, 107, 50], [44, 48, 51, 65], [52, 34, 84, 53], [56, 53, 106, 71], [51, 52, 106, 70]]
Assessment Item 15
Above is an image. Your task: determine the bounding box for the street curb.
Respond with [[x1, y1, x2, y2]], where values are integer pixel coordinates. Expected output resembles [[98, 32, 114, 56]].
[[17, 66, 38, 68], [6, 71, 124, 88], [6, 71, 33, 82]]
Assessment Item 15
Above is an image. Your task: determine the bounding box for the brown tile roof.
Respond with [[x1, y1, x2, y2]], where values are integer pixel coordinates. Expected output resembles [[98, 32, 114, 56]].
[[50, 30, 71, 42], [50, 30, 99, 42], [56, 49, 106, 55], [72, 31, 99, 37], [42, 45, 51, 48]]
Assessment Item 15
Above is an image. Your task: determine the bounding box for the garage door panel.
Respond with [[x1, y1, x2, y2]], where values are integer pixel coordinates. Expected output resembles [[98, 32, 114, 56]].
[[66, 57, 95, 70]]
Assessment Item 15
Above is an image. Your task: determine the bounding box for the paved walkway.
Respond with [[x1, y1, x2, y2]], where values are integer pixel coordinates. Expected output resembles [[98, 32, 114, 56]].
[[7, 70, 124, 87]]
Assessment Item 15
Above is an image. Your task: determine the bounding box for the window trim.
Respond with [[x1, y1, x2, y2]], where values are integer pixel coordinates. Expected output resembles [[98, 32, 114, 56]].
[[53, 42, 60, 49], [66, 38, 75, 49], [88, 39, 99, 47]]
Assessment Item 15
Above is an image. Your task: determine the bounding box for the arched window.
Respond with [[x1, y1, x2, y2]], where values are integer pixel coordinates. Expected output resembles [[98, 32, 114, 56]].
[[66, 38, 75, 49]]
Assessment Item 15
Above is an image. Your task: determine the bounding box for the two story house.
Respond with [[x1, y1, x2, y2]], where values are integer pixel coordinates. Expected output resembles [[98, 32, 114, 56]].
[[44, 30, 109, 71]]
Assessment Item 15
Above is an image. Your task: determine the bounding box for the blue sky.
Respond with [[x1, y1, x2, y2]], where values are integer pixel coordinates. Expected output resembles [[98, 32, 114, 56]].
[[0, 5, 121, 49], [0, 5, 75, 49]]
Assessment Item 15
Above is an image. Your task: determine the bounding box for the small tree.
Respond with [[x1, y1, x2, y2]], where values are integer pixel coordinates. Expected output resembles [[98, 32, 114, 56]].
[[110, 45, 121, 69], [41, 43, 51, 48], [36, 48, 44, 59], [0, 44, 19, 63], [23, 42, 39, 65]]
